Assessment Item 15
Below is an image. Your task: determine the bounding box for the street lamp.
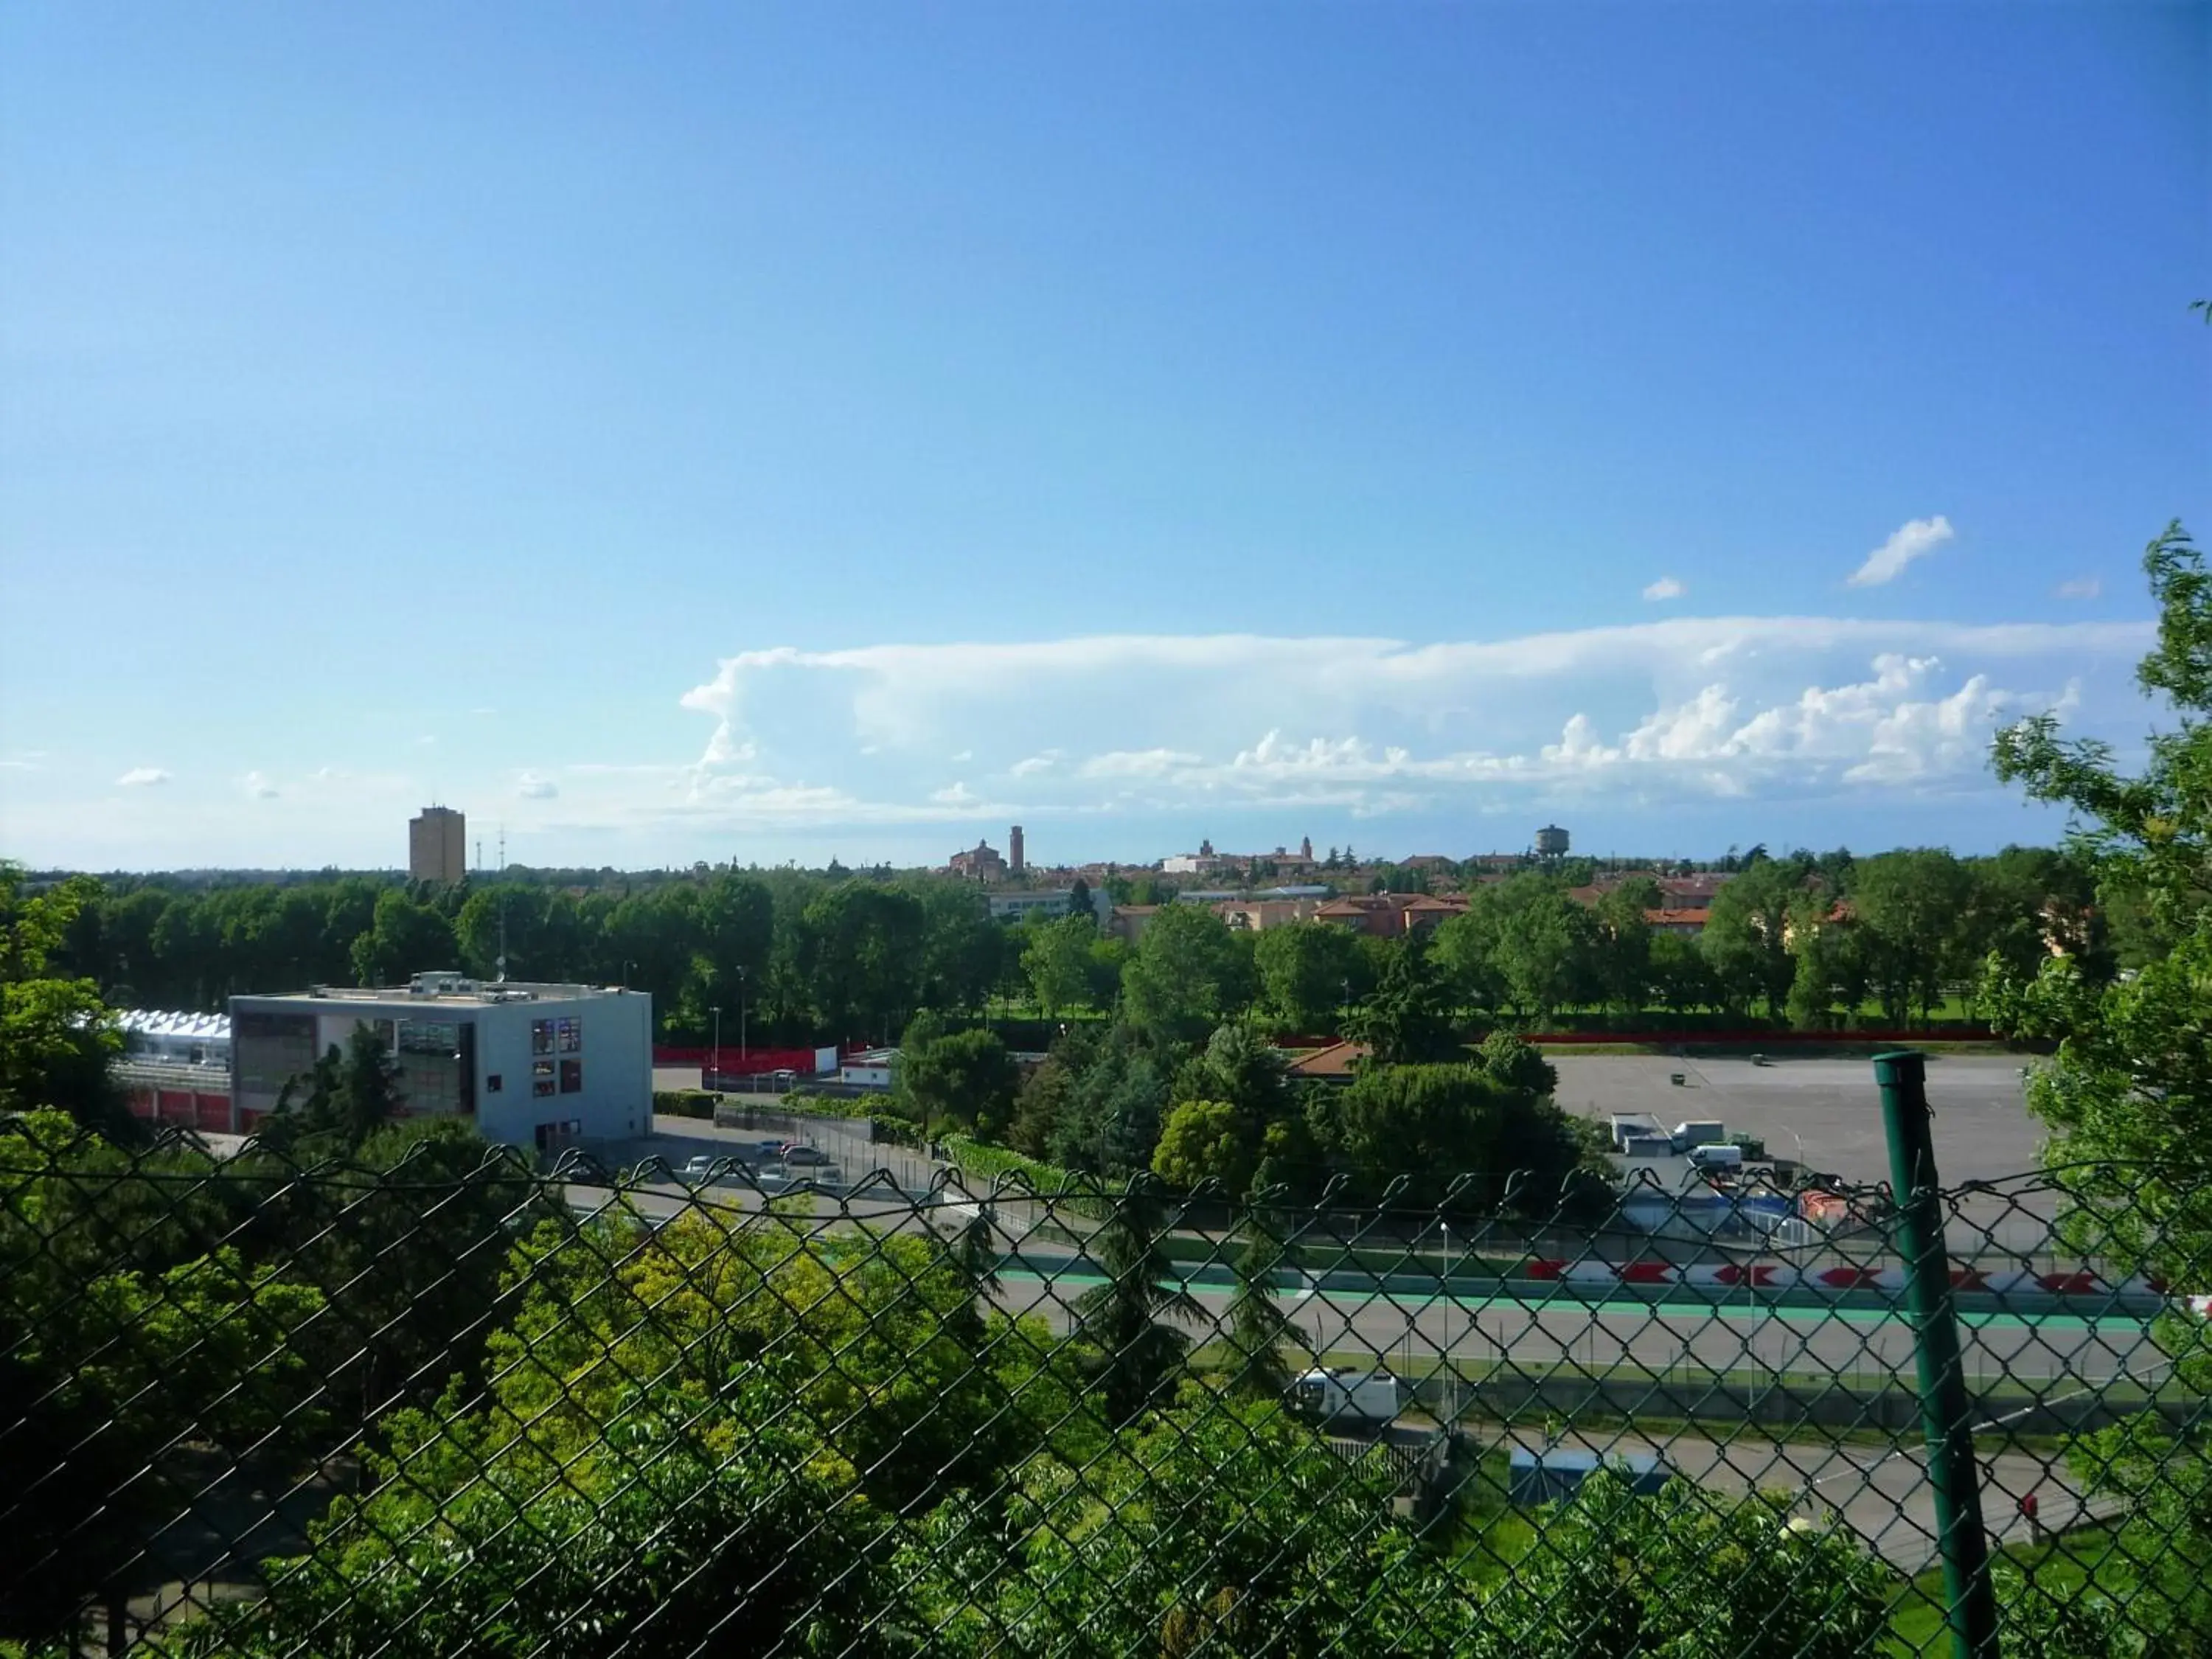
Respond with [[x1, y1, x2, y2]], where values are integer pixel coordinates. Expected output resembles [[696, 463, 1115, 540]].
[[737, 965, 748, 1063], [712, 1007, 721, 1091]]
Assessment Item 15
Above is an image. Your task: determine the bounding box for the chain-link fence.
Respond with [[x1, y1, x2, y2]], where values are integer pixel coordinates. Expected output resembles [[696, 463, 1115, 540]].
[[4, 1102, 2208, 1658]]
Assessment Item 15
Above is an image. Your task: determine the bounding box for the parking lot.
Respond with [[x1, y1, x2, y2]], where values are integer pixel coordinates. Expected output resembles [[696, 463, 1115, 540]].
[[1551, 1054, 2045, 1186]]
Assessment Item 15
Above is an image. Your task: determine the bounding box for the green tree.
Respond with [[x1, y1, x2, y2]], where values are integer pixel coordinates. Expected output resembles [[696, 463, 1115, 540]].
[[0, 1112, 327, 1646], [1471, 1473, 1889, 1659], [897, 1011, 1018, 1141], [1851, 848, 1975, 1023], [1592, 876, 1661, 1013], [1342, 936, 1461, 1063], [1700, 859, 1799, 1018], [1049, 1033, 1169, 1176], [347, 888, 458, 986], [1119, 902, 1254, 1046], [1478, 1029, 1557, 1097], [915, 1397, 1473, 1658], [1984, 521, 2212, 1649], [1151, 1097, 1258, 1193], [1022, 912, 1102, 1018], [1253, 919, 1365, 1032], [0, 864, 126, 1133], [1075, 1183, 1200, 1426], [1311, 1062, 1589, 1213], [1224, 1207, 1307, 1401], [255, 1022, 406, 1154], [1648, 929, 1719, 1014]]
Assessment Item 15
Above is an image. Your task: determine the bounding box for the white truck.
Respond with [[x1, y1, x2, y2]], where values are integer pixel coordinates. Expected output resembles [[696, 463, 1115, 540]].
[[1291, 1367, 1404, 1427]]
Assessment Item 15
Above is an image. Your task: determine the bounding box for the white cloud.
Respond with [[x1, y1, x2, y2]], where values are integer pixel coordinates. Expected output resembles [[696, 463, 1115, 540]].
[[647, 615, 2151, 835], [1078, 748, 1205, 779], [516, 772, 559, 800], [116, 767, 171, 787], [243, 771, 279, 799], [1643, 576, 1685, 602], [949, 749, 973, 762], [2056, 577, 2101, 600], [416, 735, 438, 747], [1848, 515, 1954, 587]]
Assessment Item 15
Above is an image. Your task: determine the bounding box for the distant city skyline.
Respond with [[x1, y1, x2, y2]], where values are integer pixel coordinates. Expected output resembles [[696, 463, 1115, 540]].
[[2, 4, 2203, 871]]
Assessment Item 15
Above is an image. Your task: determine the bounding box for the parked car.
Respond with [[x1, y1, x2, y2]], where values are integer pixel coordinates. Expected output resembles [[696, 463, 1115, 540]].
[[781, 1144, 830, 1166], [679, 1153, 751, 1185]]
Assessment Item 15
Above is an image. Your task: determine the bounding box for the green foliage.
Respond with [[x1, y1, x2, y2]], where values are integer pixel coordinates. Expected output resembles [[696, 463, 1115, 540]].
[[1223, 1208, 1306, 1400], [0, 1111, 327, 1643], [251, 1022, 405, 1156], [1076, 1182, 1200, 1426], [1309, 1062, 1591, 1212], [914, 1397, 1469, 1657], [1477, 1029, 1557, 1097], [1341, 936, 1461, 1063], [1151, 1097, 1258, 1193], [208, 1385, 898, 1659], [1700, 859, 1801, 1018], [1471, 1473, 1890, 1659], [0, 864, 125, 1133], [1120, 903, 1254, 1046], [1046, 1030, 1169, 1177], [1252, 919, 1365, 1032], [897, 1011, 1018, 1139]]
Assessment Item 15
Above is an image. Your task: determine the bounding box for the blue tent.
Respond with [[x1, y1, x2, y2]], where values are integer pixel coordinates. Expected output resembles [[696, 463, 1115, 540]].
[[1507, 1447, 1670, 1506]]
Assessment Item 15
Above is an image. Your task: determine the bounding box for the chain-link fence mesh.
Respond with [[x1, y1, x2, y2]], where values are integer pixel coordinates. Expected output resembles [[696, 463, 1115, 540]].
[[4, 1109, 2208, 1658]]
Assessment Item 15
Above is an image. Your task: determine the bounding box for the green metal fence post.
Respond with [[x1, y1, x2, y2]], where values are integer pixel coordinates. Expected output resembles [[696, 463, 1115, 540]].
[[1876, 1048, 2002, 1659]]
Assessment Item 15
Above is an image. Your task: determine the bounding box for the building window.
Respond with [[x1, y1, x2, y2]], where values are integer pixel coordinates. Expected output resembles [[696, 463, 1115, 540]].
[[532, 1058, 556, 1098], [486, 1074, 503, 1094], [559, 1058, 582, 1094], [531, 1019, 555, 1056], [557, 1016, 582, 1053], [533, 1079, 557, 1098]]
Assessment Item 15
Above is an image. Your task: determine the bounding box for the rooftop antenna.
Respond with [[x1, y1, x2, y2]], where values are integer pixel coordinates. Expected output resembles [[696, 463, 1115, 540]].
[[496, 825, 508, 984]]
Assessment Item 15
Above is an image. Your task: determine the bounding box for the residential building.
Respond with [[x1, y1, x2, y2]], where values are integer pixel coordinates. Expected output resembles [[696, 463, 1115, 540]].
[[1283, 1040, 1368, 1082], [1312, 893, 1467, 938], [1647, 907, 1711, 936], [409, 806, 466, 883], [229, 971, 651, 1152], [1107, 904, 1161, 945], [1216, 897, 1323, 931]]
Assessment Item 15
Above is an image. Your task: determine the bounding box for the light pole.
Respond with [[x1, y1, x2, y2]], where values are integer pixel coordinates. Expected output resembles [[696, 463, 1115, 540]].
[[712, 1007, 721, 1091], [1442, 1218, 1455, 1425], [737, 965, 748, 1063]]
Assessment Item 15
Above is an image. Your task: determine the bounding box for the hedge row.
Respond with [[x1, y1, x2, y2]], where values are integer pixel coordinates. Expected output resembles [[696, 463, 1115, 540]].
[[939, 1135, 1120, 1218]]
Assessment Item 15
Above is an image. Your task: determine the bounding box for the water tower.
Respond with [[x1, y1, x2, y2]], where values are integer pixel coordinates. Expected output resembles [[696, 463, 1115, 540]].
[[1535, 824, 1571, 859]]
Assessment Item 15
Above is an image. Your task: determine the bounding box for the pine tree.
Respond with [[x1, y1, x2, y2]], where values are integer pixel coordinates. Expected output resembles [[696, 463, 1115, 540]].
[[1075, 1180, 1200, 1426], [1225, 1205, 1308, 1402]]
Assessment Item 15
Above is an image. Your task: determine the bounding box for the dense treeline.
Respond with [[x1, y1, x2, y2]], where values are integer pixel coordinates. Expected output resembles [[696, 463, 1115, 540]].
[[38, 842, 2118, 1051]]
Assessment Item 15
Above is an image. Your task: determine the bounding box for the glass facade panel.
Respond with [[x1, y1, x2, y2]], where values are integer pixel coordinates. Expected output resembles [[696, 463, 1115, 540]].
[[234, 1012, 318, 1105], [559, 1058, 582, 1094], [557, 1017, 582, 1053], [531, 1019, 555, 1056]]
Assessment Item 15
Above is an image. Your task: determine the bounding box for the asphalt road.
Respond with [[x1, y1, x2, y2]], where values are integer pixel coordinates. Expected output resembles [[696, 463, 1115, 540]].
[[1550, 1053, 2045, 1186], [989, 1262, 2163, 1388]]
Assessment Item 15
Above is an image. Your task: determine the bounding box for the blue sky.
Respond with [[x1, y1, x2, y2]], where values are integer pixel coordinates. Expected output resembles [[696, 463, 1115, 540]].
[[2, 4, 2205, 872]]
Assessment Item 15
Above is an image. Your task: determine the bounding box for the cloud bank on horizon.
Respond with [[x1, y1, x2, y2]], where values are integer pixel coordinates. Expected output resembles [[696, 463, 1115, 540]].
[[649, 612, 2149, 840]]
